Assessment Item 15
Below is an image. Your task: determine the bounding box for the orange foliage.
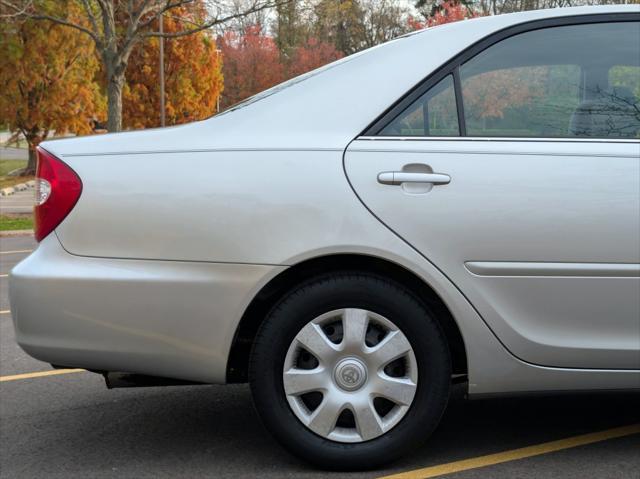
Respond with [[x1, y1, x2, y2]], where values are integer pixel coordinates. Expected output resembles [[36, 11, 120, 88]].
[[409, 0, 478, 29], [123, 6, 223, 129], [218, 25, 284, 109], [0, 1, 104, 170], [287, 38, 344, 78], [426, 1, 476, 26], [219, 26, 344, 109], [463, 68, 546, 121]]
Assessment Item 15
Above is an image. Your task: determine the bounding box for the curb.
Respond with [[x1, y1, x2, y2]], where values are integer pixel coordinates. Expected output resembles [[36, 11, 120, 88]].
[[1, 181, 35, 197], [0, 229, 33, 237]]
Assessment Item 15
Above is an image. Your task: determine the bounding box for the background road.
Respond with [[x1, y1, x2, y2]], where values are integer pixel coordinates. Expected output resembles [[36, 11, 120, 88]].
[[1, 148, 32, 214], [0, 190, 34, 215], [1, 235, 639, 478], [0, 147, 28, 161]]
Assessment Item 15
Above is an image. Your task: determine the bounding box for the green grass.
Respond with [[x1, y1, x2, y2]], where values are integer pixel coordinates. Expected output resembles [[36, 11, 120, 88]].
[[0, 159, 27, 176], [0, 215, 33, 231], [0, 159, 32, 188]]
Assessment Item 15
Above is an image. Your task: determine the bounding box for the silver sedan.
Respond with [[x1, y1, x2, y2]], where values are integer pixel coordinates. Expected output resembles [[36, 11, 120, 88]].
[[9, 5, 640, 469]]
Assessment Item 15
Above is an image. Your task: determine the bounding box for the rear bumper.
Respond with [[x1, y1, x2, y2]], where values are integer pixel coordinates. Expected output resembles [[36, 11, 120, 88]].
[[8, 234, 284, 383]]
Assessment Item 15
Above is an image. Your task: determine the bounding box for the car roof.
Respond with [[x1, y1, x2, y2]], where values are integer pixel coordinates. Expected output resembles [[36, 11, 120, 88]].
[[207, 5, 638, 149], [45, 5, 639, 157]]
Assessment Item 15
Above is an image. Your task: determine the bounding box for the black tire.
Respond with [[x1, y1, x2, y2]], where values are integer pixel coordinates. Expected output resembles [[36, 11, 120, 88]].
[[249, 273, 451, 470]]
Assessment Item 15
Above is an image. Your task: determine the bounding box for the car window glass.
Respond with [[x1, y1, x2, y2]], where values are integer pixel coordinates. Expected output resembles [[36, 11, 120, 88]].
[[460, 22, 640, 139], [609, 65, 640, 100], [379, 75, 459, 137]]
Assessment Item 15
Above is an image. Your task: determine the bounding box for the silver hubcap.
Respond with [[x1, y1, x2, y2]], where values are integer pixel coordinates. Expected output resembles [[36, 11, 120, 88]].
[[283, 308, 418, 443]]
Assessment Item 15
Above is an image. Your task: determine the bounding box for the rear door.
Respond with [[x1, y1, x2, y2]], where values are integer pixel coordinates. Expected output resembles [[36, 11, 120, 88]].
[[345, 17, 640, 369]]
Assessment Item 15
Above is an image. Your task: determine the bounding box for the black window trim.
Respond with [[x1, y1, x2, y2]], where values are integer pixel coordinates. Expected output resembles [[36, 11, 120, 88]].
[[362, 12, 640, 138], [452, 67, 466, 136]]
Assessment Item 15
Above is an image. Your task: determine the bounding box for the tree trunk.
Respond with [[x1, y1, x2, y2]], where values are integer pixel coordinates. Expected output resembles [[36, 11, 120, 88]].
[[25, 145, 37, 176], [22, 128, 42, 176], [106, 73, 125, 132]]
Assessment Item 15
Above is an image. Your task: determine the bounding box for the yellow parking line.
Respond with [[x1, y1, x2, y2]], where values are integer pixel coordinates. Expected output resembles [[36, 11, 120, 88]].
[[0, 310, 10, 315], [0, 369, 85, 382], [379, 423, 640, 479], [0, 249, 32, 255]]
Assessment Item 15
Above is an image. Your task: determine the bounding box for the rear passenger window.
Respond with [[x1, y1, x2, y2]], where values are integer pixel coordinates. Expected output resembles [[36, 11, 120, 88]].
[[379, 75, 459, 137], [609, 65, 640, 101], [460, 22, 640, 139], [462, 64, 582, 137]]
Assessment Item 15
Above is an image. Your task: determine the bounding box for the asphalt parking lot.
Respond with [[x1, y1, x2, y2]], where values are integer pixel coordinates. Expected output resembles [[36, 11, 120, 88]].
[[1, 234, 639, 479]]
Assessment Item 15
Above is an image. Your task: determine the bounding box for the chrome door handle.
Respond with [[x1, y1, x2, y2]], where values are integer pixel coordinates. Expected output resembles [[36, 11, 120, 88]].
[[377, 171, 451, 186]]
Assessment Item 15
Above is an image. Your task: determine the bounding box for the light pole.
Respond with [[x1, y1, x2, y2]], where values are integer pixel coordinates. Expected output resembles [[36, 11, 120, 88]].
[[215, 48, 221, 113], [159, 13, 166, 127]]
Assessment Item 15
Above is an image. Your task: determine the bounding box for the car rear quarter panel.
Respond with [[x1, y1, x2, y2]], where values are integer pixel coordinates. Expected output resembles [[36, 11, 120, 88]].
[[55, 150, 402, 264]]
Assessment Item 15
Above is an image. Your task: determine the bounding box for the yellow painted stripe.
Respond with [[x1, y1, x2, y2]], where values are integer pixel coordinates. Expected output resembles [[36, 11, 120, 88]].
[[0, 310, 10, 315], [379, 423, 640, 479], [0, 369, 85, 382], [0, 249, 32, 255]]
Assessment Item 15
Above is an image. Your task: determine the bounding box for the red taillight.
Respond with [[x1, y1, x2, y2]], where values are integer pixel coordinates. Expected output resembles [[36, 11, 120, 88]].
[[34, 146, 82, 242]]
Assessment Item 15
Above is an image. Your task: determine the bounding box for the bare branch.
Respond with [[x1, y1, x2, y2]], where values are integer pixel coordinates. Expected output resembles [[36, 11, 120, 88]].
[[79, 0, 100, 35], [30, 11, 100, 43], [0, 0, 33, 17], [143, 0, 292, 39]]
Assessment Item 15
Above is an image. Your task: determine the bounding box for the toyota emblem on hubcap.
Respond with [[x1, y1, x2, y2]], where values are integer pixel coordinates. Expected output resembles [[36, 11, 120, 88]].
[[342, 366, 360, 384], [334, 358, 367, 391]]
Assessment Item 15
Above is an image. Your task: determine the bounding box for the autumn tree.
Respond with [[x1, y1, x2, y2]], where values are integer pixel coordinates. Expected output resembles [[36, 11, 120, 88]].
[[218, 24, 284, 108], [410, 0, 477, 28], [461, 67, 547, 130], [217, 0, 274, 33], [359, 0, 411, 49], [308, 0, 411, 55], [312, 0, 366, 55], [123, 6, 223, 129], [416, 0, 639, 17], [0, 0, 104, 173], [1, 0, 290, 132], [287, 37, 343, 77], [274, 0, 305, 55], [415, 0, 474, 21]]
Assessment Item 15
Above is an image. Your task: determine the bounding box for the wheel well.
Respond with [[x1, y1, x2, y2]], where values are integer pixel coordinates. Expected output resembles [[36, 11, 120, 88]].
[[226, 254, 468, 383]]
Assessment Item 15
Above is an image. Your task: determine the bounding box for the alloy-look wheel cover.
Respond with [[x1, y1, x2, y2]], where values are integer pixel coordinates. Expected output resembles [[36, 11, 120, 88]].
[[283, 308, 418, 443]]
